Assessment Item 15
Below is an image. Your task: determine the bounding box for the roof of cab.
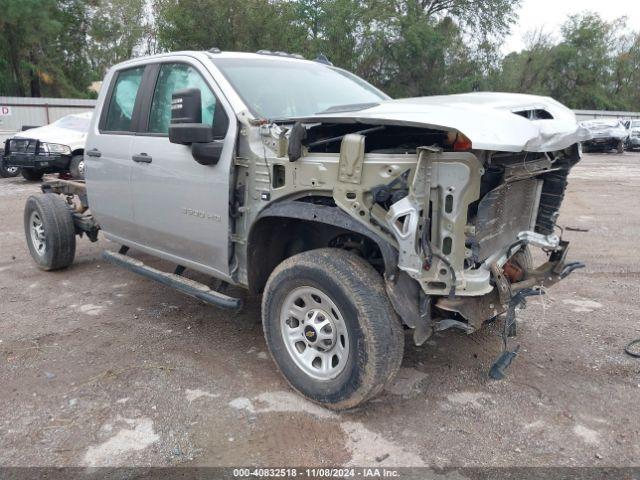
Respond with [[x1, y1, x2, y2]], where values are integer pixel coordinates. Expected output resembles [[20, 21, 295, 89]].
[[111, 50, 319, 70]]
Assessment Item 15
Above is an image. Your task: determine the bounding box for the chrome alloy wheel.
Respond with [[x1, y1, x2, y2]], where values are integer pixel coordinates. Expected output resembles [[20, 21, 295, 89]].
[[6, 166, 19, 174], [29, 210, 46, 257], [78, 160, 85, 176], [280, 286, 350, 380]]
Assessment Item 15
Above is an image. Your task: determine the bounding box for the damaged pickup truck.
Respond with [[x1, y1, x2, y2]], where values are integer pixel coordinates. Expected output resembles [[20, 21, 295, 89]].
[[23, 51, 589, 410]]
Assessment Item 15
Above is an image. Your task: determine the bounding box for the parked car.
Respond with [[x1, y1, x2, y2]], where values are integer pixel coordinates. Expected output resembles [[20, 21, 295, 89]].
[[3, 112, 92, 181], [21, 51, 587, 409], [579, 119, 628, 153], [624, 119, 640, 151]]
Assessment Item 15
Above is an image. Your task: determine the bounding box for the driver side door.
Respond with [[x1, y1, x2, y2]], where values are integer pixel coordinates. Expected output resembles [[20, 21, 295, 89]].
[[129, 59, 236, 280]]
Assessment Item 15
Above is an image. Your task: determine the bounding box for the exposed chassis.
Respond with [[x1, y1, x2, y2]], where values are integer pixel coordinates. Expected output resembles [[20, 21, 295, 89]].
[[40, 179, 243, 311], [41, 180, 99, 242]]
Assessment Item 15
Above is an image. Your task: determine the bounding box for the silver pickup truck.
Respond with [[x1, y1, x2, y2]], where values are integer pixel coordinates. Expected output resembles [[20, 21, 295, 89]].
[[23, 50, 588, 410]]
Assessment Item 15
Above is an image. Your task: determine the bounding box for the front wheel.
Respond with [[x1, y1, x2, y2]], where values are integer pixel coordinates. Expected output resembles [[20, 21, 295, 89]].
[[0, 158, 21, 178], [69, 154, 85, 179], [262, 248, 404, 410], [24, 194, 76, 270], [617, 140, 624, 154]]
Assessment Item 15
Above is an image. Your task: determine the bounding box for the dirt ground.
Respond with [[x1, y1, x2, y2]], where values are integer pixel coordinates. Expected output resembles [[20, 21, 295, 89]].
[[0, 152, 639, 469]]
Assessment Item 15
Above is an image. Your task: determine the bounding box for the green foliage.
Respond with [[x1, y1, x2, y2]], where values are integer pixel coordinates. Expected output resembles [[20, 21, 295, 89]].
[[154, 0, 307, 53], [0, 0, 64, 96], [88, 0, 148, 78], [0, 0, 639, 111], [497, 13, 640, 110]]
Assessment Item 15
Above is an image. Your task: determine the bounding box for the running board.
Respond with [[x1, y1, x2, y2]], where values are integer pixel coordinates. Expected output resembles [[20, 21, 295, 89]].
[[102, 250, 242, 311]]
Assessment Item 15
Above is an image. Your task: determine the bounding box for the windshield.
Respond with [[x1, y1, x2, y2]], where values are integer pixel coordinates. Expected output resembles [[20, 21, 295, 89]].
[[53, 114, 91, 132], [213, 58, 389, 119]]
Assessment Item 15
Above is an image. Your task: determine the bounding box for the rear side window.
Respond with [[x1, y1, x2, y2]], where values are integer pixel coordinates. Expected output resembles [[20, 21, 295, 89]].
[[103, 67, 145, 132], [148, 63, 218, 134]]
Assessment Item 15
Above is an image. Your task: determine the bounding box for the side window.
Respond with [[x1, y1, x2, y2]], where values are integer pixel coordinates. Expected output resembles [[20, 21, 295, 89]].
[[148, 64, 218, 134], [103, 66, 145, 132]]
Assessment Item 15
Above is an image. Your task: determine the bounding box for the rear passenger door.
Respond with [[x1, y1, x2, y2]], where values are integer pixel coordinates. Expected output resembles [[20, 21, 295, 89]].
[[86, 65, 146, 242], [129, 59, 236, 279]]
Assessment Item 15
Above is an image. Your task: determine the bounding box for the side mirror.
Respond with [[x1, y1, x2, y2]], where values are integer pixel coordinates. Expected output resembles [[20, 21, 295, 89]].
[[169, 88, 213, 145], [191, 140, 224, 166]]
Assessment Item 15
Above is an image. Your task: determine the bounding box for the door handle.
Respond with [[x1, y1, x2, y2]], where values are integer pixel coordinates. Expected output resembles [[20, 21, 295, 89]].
[[132, 153, 152, 163], [86, 148, 101, 158]]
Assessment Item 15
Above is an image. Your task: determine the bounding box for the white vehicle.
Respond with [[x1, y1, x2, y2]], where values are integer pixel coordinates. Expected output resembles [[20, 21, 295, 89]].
[[579, 119, 628, 153], [624, 119, 640, 151], [3, 112, 92, 181]]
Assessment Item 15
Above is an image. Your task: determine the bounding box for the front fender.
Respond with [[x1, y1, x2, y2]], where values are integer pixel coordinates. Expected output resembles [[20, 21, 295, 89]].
[[254, 200, 398, 277]]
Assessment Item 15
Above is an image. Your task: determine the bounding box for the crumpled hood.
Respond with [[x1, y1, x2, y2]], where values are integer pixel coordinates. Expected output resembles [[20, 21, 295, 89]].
[[295, 92, 591, 153], [13, 125, 87, 151]]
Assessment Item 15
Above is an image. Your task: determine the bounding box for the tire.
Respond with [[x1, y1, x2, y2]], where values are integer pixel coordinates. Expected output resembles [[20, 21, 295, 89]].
[[24, 194, 76, 270], [617, 140, 624, 154], [69, 154, 85, 180], [262, 248, 404, 410], [512, 246, 533, 271], [0, 158, 21, 178], [21, 169, 44, 182]]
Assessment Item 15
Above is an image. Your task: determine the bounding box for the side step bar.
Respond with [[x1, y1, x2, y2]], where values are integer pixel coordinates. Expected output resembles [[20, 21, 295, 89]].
[[102, 250, 242, 311]]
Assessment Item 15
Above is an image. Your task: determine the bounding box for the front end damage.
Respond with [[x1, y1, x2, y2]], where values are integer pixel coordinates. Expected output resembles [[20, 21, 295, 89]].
[[373, 144, 584, 375], [266, 93, 587, 378], [320, 134, 585, 378]]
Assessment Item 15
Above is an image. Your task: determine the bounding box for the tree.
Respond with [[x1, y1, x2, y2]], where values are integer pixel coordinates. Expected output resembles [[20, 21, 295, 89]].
[[495, 12, 640, 110], [613, 32, 640, 109], [3, 0, 638, 110], [0, 0, 93, 97], [153, 0, 519, 98], [0, 0, 61, 96], [49, 0, 93, 96], [549, 13, 623, 109], [88, 0, 149, 78], [495, 29, 555, 94], [355, 0, 520, 97], [154, 0, 307, 53]]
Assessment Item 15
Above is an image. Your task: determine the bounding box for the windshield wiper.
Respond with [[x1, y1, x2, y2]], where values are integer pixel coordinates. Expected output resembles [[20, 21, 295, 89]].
[[315, 102, 380, 114]]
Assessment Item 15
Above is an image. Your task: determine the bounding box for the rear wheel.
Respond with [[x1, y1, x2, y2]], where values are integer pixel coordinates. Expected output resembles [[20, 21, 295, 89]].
[[21, 169, 44, 182], [24, 194, 76, 270], [69, 154, 85, 179], [262, 248, 404, 410]]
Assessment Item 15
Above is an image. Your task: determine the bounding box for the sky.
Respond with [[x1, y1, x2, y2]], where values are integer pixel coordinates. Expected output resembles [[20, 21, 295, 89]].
[[503, 0, 640, 53]]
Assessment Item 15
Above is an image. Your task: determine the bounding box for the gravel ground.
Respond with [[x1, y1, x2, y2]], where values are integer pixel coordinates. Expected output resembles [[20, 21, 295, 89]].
[[0, 152, 638, 469]]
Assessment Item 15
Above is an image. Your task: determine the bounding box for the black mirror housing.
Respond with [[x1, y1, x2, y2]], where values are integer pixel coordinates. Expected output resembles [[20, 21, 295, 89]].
[[168, 88, 214, 145], [169, 123, 214, 145], [191, 141, 224, 165], [171, 88, 202, 124]]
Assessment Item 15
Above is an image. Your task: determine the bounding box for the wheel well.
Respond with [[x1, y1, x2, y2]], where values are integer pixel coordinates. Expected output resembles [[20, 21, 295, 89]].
[[247, 216, 384, 294], [72, 149, 84, 157]]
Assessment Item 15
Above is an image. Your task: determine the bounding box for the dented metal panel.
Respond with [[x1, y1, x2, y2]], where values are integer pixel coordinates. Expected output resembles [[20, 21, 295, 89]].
[[291, 92, 592, 153]]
